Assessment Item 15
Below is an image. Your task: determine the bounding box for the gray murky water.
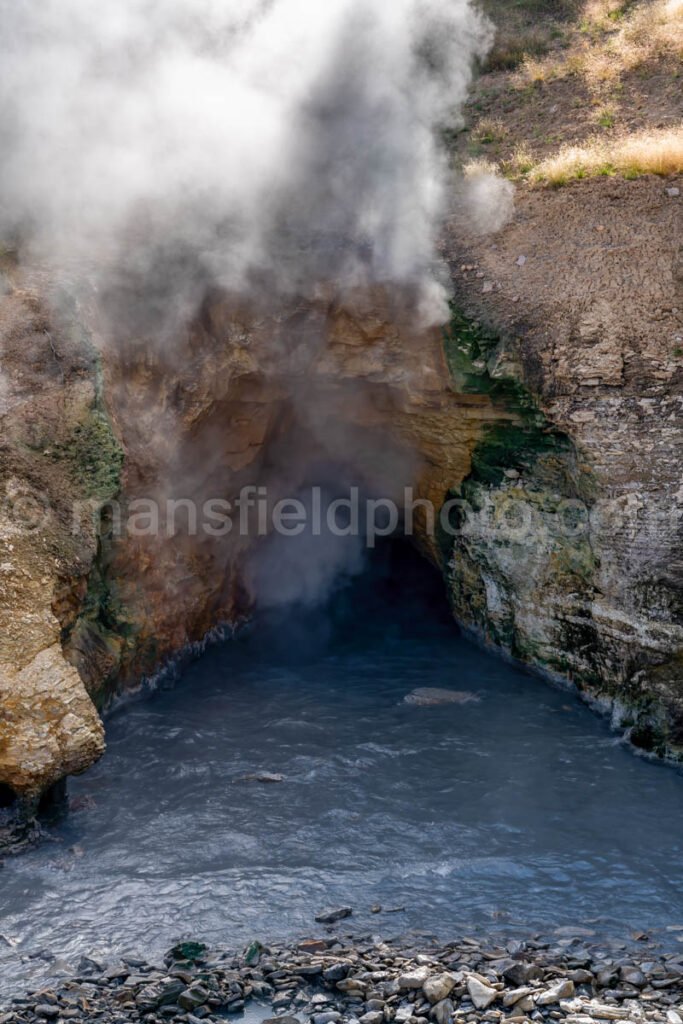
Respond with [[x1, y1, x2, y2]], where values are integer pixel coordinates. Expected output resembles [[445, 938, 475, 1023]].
[[2, 547, 683, 994]]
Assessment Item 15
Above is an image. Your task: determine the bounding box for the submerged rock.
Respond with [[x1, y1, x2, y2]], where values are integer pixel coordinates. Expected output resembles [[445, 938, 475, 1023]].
[[315, 907, 353, 924], [234, 772, 285, 784], [403, 688, 481, 707]]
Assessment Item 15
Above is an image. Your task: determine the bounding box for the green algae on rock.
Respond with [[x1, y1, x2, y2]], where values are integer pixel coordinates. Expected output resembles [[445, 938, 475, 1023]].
[[439, 306, 683, 760]]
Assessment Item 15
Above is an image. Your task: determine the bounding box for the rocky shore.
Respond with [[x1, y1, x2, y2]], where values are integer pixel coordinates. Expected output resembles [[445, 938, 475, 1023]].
[[3, 930, 683, 1024]]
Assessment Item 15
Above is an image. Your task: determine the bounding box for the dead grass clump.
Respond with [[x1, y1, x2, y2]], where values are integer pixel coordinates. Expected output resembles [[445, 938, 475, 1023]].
[[472, 118, 509, 145], [485, 29, 552, 71], [528, 126, 683, 183], [501, 145, 536, 177]]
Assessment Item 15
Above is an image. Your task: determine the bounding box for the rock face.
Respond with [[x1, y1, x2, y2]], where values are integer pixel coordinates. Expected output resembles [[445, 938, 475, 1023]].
[[442, 177, 683, 757], [0, 176, 681, 825], [0, 645, 104, 803], [0, 272, 112, 822]]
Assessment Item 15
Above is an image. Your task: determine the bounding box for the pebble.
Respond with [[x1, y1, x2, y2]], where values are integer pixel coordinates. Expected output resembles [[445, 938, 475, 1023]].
[[666, 187, 680, 197], [570, 970, 594, 985], [324, 965, 350, 983], [536, 980, 575, 1005], [503, 987, 534, 1007], [178, 984, 209, 1009], [336, 978, 366, 994], [299, 940, 330, 954], [434, 998, 455, 1024], [399, 966, 433, 989], [503, 963, 543, 987], [467, 978, 498, 1009], [424, 974, 457, 1003], [620, 966, 646, 987]]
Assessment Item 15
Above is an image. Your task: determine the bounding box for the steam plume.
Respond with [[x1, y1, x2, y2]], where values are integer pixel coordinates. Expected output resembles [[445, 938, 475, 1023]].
[[0, 0, 493, 322], [0, 0, 504, 612]]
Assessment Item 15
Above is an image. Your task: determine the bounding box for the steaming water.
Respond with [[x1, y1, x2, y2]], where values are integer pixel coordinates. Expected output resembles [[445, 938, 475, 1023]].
[[3, 547, 683, 995]]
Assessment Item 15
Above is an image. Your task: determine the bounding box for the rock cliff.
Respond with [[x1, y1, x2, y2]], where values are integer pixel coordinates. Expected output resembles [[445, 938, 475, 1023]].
[[443, 176, 682, 755]]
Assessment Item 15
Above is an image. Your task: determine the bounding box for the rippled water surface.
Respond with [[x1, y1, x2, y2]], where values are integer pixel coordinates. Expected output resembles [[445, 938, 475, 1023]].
[[3, 548, 683, 992]]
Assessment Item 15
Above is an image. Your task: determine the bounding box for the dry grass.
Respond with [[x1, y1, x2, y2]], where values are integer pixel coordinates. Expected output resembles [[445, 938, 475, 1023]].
[[478, 0, 579, 71], [515, 0, 683, 86], [472, 118, 509, 145], [519, 126, 683, 184], [459, 0, 683, 192], [462, 157, 500, 179], [484, 28, 555, 72]]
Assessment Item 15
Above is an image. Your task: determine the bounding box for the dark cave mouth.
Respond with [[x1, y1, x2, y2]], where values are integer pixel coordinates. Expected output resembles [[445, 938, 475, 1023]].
[[0, 783, 17, 812], [0, 779, 68, 829], [244, 534, 458, 665]]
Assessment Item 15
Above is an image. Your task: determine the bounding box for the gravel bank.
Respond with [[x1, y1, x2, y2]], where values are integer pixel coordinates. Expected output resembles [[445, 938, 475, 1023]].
[[3, 930, 683, 1024]]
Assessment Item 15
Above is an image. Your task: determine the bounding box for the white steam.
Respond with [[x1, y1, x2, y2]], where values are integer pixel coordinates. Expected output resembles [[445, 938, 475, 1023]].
[[0, 0, 508, 612], [0, 0, 493, 321], [457, 162, 515, 235]]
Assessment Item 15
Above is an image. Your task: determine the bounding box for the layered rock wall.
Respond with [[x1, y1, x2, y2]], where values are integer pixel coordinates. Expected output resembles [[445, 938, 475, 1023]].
[[443, 177, 683, 753]]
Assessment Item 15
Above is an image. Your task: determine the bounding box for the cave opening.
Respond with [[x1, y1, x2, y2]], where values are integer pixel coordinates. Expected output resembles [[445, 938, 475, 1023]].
[[0, 783, 20, 833], [241, 529, 458, 671], [0, 781, 69, 826], [36, 778, 68, 823], [239, 403, 448, 632], [324, 536, 457, 638], [0, 783, 17, 811]]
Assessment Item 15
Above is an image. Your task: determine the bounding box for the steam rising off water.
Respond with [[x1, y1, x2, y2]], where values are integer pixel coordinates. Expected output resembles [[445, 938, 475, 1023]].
[[2, 547, 683, 995]]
